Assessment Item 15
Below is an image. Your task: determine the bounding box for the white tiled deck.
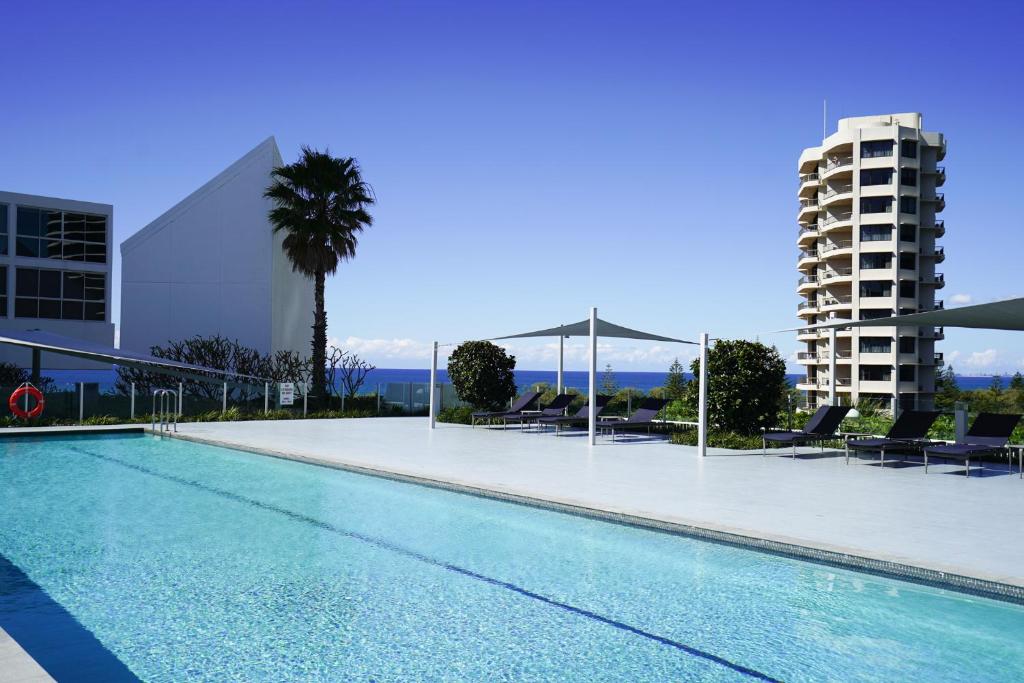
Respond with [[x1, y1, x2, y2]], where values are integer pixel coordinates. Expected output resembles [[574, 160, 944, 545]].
[[0, 627, 54, 683], [172, 418, 1024, 589]]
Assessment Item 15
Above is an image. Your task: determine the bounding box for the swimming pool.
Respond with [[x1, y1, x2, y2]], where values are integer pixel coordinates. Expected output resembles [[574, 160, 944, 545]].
[[1, 433, 1022, 682]]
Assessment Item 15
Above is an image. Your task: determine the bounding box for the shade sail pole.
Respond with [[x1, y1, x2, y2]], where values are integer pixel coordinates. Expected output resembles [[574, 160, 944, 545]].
[[588, 307, 597, 446], [429, 341, 438, 430], [829, 327, 837, 407], [697, 332, 709, 457], [557, 335, 564, 395]]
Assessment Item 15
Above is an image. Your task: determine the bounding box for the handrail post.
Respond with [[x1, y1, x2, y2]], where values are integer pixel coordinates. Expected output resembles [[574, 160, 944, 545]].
[[222, 382, 227, 414], [265, 382, 269, 414], [79, 382, 84, 424], [130, 382, 135, 420], [303, 381, 308, 417], [178, 382, 183, 419]]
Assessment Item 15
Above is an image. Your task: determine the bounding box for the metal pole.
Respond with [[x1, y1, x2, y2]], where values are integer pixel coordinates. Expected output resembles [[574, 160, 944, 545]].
[[829, 327, 837, 407], [557, 335, 564, 395], [178, 382, 183, 418], [222, 382, 227, 414], [303, 381, 308, 417], [954, 400, 968, 442], [79, 382, 84, 423], [698, 333, 709, 457], [130, 382, 135, 420], [429, 341, 438, 429], [588, 307, 597, 445], [264, 382, 269, 414]]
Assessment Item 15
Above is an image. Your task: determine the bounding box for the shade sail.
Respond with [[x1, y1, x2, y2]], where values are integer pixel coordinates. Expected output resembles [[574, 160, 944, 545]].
[[492, 318, 696, 344], [0, 329, 269, 383], [787, 296, 1024, 332]]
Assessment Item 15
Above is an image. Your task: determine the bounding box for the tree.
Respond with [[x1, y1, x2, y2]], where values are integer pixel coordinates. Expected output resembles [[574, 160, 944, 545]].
[[683, 339, 787, 435], [663, 357, 688, 400], [1010, 372, 1024, 393], [447, 341, 517, 410], [265, 147, 374, 406], [934, 365, 960, 411], [601, 363, 618, 396], [324, 346, 376, 400]]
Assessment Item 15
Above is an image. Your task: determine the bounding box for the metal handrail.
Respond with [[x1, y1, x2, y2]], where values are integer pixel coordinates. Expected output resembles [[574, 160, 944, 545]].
[[152, 389, 178, 433], [820, 240, 853, 253], [799, 173, 820, 185], [824, 157, 853, 173], [822, 184, 853, 199], [799, 199, 818, 208], [820, 267, 853, 280], [821, 212, 853, 226]]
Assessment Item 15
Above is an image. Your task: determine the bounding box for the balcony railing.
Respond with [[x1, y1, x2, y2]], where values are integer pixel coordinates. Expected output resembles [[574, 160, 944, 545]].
[[799, 198, 818, 208], [822, 184, 853, 199], [935, 352, 945, 366], [919, 326, 945, 339], [798, 275, 818, 286], [797, 352, 818, 360], [820, 295, 853, 307], [799, 172, 820, 186], [935, 246, 945, 262], [797, 301, 817, 311], [933, 300, 944, 310], [820, 240, 853, 254], [820, 267, 853, 281], [798, 227, 819, 240], [821, 212, 853, 227], [798, 249, 818, 261], [824, 157, 853, 173], [919, 273, 945, 285]]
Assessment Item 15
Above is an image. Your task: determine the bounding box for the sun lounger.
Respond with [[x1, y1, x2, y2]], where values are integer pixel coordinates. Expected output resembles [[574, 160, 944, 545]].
[[844, 410, 941, 466], [595, 397, 671, 442], [762, 405, 851, 457], [923, 412, 1022, 476], [471, 391, 542, 427], [502, 393, 575, 428], [536, 396, 611, 434]]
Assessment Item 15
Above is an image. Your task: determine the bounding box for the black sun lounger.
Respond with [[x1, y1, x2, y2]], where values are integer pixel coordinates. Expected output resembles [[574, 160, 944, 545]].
[[501, 393, 575, 428], [923, 412, 1022, 476], [595, 397, 671, 442], [471, 391, 542, 427], [844, 410, 941, 466], [536, 395, 611, 434], [762, 405, 851, 457]]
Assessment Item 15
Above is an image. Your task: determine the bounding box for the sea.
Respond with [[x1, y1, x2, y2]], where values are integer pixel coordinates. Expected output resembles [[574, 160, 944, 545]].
[[42, 368, 1007, 394]]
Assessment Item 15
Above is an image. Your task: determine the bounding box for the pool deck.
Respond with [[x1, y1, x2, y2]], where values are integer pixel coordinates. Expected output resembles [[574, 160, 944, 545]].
[[0, 627, 54, 682], [164, 417, 1024, 597]]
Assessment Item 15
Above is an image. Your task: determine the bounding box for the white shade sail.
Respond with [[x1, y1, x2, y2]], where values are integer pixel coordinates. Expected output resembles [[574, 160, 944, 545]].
[[492, 318, 696, 344], [788, 296, 1024, 332]]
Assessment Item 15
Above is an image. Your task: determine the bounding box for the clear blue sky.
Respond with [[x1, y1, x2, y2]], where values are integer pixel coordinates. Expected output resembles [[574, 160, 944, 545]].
[[2, 1, 1022, 373]]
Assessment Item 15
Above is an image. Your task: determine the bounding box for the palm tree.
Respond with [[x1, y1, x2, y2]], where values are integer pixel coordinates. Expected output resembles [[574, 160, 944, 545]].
[[265, 147, 374, 405]]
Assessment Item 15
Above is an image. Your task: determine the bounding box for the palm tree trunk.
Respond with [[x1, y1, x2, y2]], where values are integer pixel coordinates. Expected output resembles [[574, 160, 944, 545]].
[[312, 269, 329, 407]]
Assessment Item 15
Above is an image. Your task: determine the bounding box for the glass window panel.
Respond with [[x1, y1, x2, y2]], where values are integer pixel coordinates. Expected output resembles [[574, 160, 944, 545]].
[[84, 274, 105, 301], [38, 299, 60, 319], [861, 140, 894, 158], [84, 302, 105, 321], [84, 215, 106, 244], [84, 243, 106, 263], [900, 196, 917, 214], [860, 337, 892, 353], [15, 269, 37, 297], [63, 213, 86, 241], [901, 140, 918, 159], [860, 196, 893, 214], [860, 253, 892, 269], [0, 267, 6, 296], [899, 253, 916, 269], [62, 241, 86, 261], [38, 270, 60, 298], [899, 365, 916, 381], [0, 203, 7, 233], [860, 281, 893, 297], [61, 300, 84, 320], [899, 281, 916, 298], [860, 169, 893, 186], [42, 239, 63, 259], [14, 297, 37, 318], [15, 236, 40, 257], [16, 207, 42, 237], [62, 272, 85, 300], [0, 296, 6, 318], [899, 337, 916, 354], [900, 168, 917, 186], [43, 211, 62, 239]]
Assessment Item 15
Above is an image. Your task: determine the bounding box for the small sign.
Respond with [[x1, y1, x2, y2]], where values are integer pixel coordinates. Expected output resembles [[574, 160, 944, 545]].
[[279, 382, 295, 406]]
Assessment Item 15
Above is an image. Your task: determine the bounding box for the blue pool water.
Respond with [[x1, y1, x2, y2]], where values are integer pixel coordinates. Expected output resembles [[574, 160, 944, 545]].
[[2, 434, 1023, 682]]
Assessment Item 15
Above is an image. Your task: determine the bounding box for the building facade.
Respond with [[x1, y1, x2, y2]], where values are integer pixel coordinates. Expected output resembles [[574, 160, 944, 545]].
[[0, 191, 115, 368], [795, 113, 945, 411], [119, 137, 313, 358]]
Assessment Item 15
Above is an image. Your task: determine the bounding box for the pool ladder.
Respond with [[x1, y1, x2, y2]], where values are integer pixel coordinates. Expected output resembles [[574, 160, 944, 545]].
[[152, 389, 179, 433]]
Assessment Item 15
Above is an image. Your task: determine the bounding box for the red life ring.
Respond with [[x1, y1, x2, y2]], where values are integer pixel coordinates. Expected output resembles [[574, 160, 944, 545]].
[[9, 385, 45, 419]]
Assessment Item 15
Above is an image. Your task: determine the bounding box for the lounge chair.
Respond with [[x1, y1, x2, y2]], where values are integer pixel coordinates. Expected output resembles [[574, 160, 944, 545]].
[[923, 412, 1022, 476], [595, 397, 671, 442], [844, 410, 941, 466], [762, 405, 851, 457], [536, 395, 611, 434], [471, 391, 542, 427], [501, 393, 575, 428]]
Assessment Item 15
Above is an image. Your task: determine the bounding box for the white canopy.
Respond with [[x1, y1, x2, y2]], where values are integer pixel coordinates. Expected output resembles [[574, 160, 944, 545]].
[[795, 296, 1024, 332]]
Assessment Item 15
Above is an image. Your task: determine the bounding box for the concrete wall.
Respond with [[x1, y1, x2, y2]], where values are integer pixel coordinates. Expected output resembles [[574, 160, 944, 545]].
[[120, 137, 313, 358], [0, 192, 115, 369]]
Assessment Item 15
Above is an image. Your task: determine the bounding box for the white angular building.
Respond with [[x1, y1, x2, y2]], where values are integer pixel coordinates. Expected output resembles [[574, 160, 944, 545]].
[[0, 190, 116, 368], [119, 137, 313, 358]]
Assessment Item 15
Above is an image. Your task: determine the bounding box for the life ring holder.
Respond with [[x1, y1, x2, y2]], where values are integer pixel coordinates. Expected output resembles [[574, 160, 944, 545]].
[[9, 382, 45, 420]]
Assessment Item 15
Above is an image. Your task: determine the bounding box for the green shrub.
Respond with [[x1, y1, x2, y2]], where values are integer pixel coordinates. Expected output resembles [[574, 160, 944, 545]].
[[438, 406, 475, 424], [447, 341, 517, 410], [670, 430, 764, 450]]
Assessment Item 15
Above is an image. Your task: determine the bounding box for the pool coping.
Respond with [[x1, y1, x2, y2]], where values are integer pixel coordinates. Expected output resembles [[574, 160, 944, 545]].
[[0, 627, 55, 682], [162, 429, 1024, 605], [0, 425, 145, 439]]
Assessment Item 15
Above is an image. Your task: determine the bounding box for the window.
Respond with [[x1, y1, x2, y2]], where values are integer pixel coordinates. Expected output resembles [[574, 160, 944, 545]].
[[0, 204, 7, 256], [899, 224, 916, 242], [861, 140, 894, 158], [899, 281, 917, 298], [0, 266, 6, 316], [860, 168, 894, 186], [860, 366, 892, 382], [900, 168, 917, 186], [899, 307, 917, 315], [901, 140, 918, 159], [860, 224, 893, 242], [860, 337, 892, 354], [861, 196, 893, 214], [900, 196, 917, 214], [15, 207, 106, 263], [860, 309, 894, 320], [15, 268, 105, 321], [899, 365, 916, 382], [860, 253, 892, 269], [899, 337, 916, 354], [899, 253, 916, 270], [860, 280, 892, 297]]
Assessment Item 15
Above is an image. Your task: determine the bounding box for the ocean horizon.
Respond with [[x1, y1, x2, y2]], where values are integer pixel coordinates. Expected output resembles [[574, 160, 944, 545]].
[[36, 367, 1014, 394]]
